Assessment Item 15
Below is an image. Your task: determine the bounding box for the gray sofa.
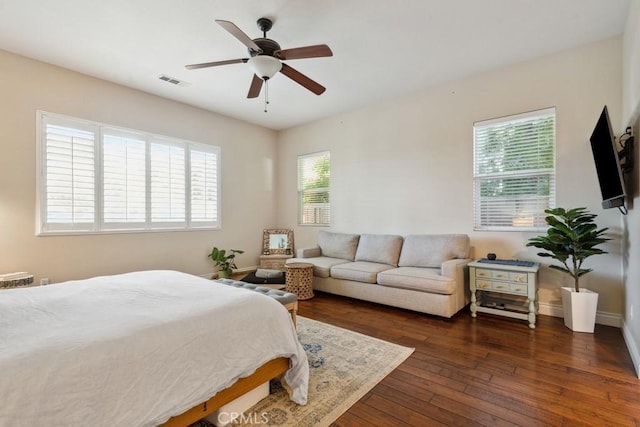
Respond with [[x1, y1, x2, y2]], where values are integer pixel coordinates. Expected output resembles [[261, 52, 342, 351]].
[[286, 231, 471, 318]]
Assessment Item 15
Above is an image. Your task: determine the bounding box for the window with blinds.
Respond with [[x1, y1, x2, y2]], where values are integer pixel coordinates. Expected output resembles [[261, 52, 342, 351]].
[[473, 108, 556, 231], [298, 151, 330, 226], [43, 121, 96, 230], [150, 141, 186, 223], [38, 112, 220, 234], [103, 132, 146, 226]]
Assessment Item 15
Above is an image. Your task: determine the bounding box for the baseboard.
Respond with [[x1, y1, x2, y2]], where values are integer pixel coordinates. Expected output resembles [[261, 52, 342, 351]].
[[621, 320, 640, 378], [537, 302, 621, 328]]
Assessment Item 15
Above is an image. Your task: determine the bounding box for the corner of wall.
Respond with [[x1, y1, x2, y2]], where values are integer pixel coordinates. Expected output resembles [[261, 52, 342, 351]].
[[622, 319, 640, 378]]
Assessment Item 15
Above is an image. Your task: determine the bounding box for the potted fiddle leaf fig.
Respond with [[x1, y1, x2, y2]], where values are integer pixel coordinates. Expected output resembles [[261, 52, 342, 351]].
[[208, 247, 244, 279], [526, 207, 609, 332]]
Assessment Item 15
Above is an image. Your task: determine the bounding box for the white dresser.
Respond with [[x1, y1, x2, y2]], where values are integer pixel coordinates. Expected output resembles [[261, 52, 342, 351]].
[[469, 260, 540, 328]]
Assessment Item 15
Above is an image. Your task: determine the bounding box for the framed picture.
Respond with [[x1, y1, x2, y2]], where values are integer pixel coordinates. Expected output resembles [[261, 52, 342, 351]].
[[263, 229, 294, 255]]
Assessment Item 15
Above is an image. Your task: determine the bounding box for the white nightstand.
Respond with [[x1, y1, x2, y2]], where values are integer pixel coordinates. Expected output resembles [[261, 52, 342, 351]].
[[469, 260, 540, 328]]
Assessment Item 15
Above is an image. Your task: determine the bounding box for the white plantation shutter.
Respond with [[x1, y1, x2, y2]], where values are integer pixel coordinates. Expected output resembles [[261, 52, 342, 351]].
[[42, 120, 96, 232], [473, 108, 556, 231], [190, 146, 219, 226], [151, 141, 185, 224], [102, 132, 146, 226], [37, 112, 221, 234], [298, 151, 330, 225]]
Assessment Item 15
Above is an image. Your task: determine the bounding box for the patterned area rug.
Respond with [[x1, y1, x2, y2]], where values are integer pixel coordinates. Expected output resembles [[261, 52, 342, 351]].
[[193, 316, 413, 427]]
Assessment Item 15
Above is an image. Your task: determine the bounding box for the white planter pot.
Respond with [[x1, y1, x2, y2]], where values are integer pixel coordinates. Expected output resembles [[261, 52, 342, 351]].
[[561, 287, 598, 333]]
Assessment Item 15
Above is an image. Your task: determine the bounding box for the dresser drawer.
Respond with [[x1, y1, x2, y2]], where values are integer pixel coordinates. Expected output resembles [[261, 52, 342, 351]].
[[509, 272, 528, 283], [491, 281, 510, 292], [475, 269, 492, 278], [260, 259, 287, 270], [476, 279, 492, 290], [510, 283, 528, 294], [491, 270, 510, 280]]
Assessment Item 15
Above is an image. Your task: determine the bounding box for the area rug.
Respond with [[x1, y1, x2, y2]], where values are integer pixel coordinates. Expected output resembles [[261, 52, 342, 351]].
[[194, 316, 414, 427]]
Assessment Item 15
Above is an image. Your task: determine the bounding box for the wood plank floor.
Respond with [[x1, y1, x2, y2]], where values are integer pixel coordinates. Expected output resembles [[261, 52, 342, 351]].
[[297, 292, 640, 427]]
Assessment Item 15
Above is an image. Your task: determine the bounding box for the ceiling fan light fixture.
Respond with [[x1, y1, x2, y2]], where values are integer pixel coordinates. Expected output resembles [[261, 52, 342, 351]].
[[249, 55, 282, 80]]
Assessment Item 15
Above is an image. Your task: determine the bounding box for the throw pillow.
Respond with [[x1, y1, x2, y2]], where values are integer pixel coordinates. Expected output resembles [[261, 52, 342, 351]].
[[317, 231, 360, 261], [398, 234, 470, 268], [354, 234, 403, 266]]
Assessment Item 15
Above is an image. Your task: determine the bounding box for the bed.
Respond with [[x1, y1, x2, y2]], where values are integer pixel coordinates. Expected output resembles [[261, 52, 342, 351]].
[[0, 270, 309, 426]]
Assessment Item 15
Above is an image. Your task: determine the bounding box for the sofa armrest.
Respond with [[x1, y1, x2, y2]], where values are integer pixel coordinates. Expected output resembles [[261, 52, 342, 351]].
[[296, 246, 321, 258], [441, 258, 471, 289], [440, 258, 471, 283]]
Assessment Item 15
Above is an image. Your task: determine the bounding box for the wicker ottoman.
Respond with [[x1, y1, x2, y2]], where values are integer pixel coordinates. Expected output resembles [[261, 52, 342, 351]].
[[285, 262, 314, 300]]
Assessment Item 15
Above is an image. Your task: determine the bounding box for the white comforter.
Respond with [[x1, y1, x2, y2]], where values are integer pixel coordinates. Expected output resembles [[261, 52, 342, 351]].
[[0, 270, 308, 426]]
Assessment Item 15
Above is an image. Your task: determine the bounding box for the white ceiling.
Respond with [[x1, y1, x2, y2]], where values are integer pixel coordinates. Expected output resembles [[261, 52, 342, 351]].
[[0, 0, 631, 130]]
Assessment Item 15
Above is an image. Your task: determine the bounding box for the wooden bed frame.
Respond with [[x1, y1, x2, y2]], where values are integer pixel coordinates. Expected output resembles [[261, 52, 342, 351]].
[[159, 357, 289, 427]]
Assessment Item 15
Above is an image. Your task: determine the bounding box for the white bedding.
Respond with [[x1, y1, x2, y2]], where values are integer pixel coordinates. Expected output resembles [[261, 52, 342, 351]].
[[0, 270, 308, 426]]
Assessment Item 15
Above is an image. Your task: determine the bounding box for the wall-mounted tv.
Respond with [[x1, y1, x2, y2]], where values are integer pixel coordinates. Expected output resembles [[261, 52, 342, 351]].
[[589, 106, 626, 211]]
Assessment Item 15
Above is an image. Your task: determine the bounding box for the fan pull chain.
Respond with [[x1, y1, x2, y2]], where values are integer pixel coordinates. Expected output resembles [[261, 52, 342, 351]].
[[264, 79, 270, 113]]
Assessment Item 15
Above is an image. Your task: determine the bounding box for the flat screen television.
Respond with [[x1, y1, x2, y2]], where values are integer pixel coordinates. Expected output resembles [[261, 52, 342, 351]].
[[589, 106, 626, 210]]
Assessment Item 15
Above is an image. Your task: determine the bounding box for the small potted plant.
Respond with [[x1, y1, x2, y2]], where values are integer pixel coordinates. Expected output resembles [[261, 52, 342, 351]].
[[526, 207, 609, 332], [208, 247, 244, 279]]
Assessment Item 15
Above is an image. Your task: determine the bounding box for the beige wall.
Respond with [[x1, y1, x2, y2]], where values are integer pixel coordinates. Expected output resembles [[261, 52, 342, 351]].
[[623, 0, 640, 125], [277, 37, 624, 320], [622, 0, 640, 377], [0, 49, 278, 282]]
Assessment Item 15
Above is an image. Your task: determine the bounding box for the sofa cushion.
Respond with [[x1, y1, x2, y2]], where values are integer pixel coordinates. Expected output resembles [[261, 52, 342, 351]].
[[287, 256, 350, 278], [377, 267, 456, 295], [317, 231, 360, 261], [398, 234, 470, 268], [354, 234, 403, 267], [330, 261, 395, 284]]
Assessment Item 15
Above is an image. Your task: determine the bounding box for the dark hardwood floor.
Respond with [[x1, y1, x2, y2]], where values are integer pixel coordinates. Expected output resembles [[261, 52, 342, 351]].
[[297, 292, 640, 426]]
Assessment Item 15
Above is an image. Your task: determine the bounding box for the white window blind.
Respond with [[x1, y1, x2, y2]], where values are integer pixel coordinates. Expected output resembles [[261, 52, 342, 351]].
[[473, 108, 556, 231], [190, 147, 219, 225], [151, 141, 185, 223], [103, 132, 146, 225], [298, 151, 330, 226], [42, 121, 96, 231], [37, 111, 221, 234]]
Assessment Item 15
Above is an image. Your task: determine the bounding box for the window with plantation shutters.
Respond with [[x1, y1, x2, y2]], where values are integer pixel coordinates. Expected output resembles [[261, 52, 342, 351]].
[[103, 132, 146, 226], [298, 151, 330, 225], [190, 147, 219, 225], [37, 111, 220, 234], [473, 108, 556, 231], [42, 119, 97, 231], [150, 141, 186, 224]]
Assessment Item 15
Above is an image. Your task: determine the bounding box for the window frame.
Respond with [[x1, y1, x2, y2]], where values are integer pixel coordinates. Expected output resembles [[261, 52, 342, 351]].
[[297, 151, 331, 226], [36, 111, 221, 235], [473, 107, 556, 232]]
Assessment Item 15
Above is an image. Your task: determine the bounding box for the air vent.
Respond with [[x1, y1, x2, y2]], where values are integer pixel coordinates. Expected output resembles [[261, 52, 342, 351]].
[[157, 74, 191, 87]]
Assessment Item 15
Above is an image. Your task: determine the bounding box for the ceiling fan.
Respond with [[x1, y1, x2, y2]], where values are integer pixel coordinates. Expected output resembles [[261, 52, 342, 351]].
[[186, 18, 333, 104]]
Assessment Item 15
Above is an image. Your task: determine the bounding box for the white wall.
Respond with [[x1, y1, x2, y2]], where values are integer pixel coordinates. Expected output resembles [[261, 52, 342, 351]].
[[277, 37, 624, 319], [623, 0, 640, 125], [622, 0, 640, 377], [0, 49, 277, 282]]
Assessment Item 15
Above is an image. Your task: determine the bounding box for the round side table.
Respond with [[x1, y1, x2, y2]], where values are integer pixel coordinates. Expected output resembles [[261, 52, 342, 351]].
[[285, 262, 314, 300]]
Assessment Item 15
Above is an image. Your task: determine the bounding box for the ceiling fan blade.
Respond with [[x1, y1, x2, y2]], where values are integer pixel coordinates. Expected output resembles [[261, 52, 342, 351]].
[[215, 20, 262, 53], [247, 74, 263, 98], [275, 44, 333, 60], [280, 63, 326, 95], [185, 58, 248, 70]]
